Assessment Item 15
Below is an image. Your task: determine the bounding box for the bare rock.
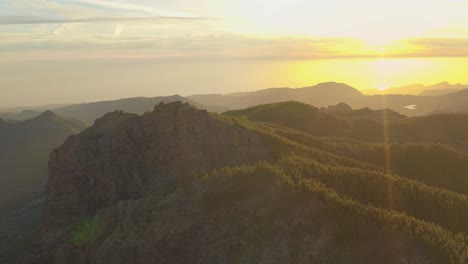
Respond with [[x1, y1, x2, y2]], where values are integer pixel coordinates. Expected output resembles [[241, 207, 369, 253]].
[[43, 102, 269, 233]]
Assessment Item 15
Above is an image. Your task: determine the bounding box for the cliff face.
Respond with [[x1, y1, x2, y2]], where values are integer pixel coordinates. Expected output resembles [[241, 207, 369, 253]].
[[43, 102, 269, 232]]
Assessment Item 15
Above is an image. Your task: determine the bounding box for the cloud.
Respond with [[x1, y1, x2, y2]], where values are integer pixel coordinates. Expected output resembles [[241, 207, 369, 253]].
[[400, 37, 468, 57], [408, 37, 468, 48], [0, 0, 214, 28], [2, 30, 468, 61], [113, 23, 124, 37], [69, 0, 191, 17], [0, 15, 216, 25], [0, 34, 385, 61], [53, 23, 80, 35]]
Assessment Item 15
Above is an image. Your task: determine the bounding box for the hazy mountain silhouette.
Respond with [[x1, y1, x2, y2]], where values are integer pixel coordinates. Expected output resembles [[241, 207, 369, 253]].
[[362, 81, 467, 95], [419, 88, 460, 96], [0, 104, 68, 115], [51, 95, 225, 124], [188, 82, 468, 116], [0, 111, 86, 212], [0, 110, 41, 121], [0, 111, 87, 262], [4, 82, 467, 124], [189, 82, 362, 110], [0, 95, 227, 125]]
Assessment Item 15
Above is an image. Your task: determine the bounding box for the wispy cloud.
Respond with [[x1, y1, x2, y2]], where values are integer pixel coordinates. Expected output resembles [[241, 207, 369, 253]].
[[2, 0, 468, 62], [0, 15, 217, 25], [53, 23, 79, 35], [0, 34, 369, 60], [399, 37, 468, 57], [3, 34, 468, 62], [408, 37, 468, 48], [69, 0, 192, 17], [113, 23, 124, 37], [1, 0, 213, 26]]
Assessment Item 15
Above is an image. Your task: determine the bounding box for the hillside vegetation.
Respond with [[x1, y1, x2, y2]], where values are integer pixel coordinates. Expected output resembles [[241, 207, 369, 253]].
[[26, 102, 468, 264], [226, 101, 468, 147]]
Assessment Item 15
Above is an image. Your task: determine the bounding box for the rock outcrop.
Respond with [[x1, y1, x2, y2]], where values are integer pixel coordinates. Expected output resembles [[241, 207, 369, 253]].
[[43, 102, 269, 232]]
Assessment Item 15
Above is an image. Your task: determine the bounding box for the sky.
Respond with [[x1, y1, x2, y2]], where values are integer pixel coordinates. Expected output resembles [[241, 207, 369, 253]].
[[1, 0, 468, 107]]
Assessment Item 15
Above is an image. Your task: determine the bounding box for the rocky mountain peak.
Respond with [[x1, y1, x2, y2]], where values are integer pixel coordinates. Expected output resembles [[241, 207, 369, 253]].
[[43, 101, 269, 232]]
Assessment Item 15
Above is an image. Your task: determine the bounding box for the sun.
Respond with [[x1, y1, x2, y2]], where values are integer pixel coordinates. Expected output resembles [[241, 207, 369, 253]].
[[375, 84, 390, 91]]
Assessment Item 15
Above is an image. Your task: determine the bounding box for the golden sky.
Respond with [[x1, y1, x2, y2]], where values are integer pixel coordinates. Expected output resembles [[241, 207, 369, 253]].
[[1, 0, 468, 105]]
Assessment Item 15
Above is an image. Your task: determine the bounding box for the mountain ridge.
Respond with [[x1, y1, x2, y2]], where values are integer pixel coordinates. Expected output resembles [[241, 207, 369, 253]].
[[0, 95, 228, 124], [23, 101, 468, 264], [188, 82, 468, 116]]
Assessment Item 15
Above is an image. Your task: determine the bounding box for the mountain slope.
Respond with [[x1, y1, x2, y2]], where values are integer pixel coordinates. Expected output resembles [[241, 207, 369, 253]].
[[29, 102, 468, 264], [227, 101, 468, 151], [225, 102, 349, 137], [43, 102, 269, 231], [0, 111, 87, 211]]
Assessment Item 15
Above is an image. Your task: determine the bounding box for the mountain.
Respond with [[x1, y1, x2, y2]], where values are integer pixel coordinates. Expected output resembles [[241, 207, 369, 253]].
[[0, 111, 87, 212], [360, 88, 386, 95], [0, 111, 87, 262], [189, 82, 468, 117], [419, 89, 460, 97], [361, 82, 467, 95], [0, 104, 68, 115], [0, 110, 41, 121], [50, 95, 227, 124], [225, 102, 350, 137], [189, 82, 362, 110], [0, 95, 227, 125], [226, 101, 468, 152], [320, 102, 406, 121], [430, 89, 468, 114], [22, 101, 468, 264]]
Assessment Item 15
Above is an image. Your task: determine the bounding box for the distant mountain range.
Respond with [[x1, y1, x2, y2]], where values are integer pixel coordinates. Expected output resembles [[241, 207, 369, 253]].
[[361, 81, 468, 96], [188, 82, 468, 116], [0, 110, 41, 122], [189, 82, 362, 110], [2, 82, 468, 124], [0, 95, 227, 124], [50, 95, 227, 124]]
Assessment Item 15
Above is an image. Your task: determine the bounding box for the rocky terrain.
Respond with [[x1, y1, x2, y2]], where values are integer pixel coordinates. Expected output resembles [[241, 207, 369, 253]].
[[14, 101, 467, 264], [44, 102, 269, 233]]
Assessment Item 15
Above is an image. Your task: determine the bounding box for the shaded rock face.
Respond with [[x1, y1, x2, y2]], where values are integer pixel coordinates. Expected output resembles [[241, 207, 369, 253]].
[[43, 102, 269, 232]]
